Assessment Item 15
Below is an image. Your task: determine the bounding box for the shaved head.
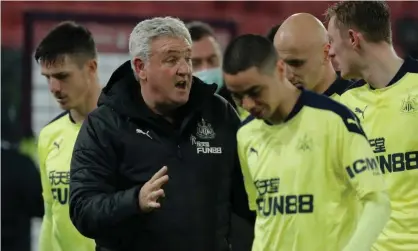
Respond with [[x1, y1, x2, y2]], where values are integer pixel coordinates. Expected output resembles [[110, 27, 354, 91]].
[[274, 13, 328, 53], [273, 13, 334, 93]]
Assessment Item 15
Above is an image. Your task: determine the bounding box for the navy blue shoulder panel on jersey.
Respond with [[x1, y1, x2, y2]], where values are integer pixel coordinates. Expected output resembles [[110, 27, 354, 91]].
[[240, 115, 255, 128], [302, 90, 367, 139], [344, 79, 367, 91], [385, 56, 418, 88], [45, 111, 69, 126], [323, 76, 353, 96]]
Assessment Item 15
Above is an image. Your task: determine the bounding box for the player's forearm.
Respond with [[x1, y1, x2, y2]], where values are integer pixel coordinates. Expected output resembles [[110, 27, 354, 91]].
[[344, 192, 391, 251], [39, 204, 53, 251]]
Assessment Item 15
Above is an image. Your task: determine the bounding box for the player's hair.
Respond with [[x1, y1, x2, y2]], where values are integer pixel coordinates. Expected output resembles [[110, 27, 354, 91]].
[[129, 16, 192, 63], [186, 21, 216, 42], [223, 34, 278, 75], [34, 21, 97, 66], [265, 23, 282, 42], [325, 1, 392, 44]]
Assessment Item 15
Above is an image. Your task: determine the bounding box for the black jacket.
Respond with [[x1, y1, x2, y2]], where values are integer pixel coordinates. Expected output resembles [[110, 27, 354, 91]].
[[1, 144, 43, 251], [69, 61, 254, 251]]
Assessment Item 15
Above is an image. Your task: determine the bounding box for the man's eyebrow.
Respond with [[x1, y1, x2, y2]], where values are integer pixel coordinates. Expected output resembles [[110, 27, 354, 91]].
[[41, 72, 69, 77], [165, 49, 192, 54], [284, 58, 305, 63]]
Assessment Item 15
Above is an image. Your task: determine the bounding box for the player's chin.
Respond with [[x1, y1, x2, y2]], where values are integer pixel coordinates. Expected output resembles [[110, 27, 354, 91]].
[[339, 70, 352, 80], [57, 101, 72, 111]]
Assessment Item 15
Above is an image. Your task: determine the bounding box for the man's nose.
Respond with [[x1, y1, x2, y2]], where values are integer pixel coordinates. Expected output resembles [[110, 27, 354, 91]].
[[329, 45, 336, 58], [241, 96, 256, 111], [49, 78, 62, 93], [177, 58, 192, 75], [286, 65, 295, 81]]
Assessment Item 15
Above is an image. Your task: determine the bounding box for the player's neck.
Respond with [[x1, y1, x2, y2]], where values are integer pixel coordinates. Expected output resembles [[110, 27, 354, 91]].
[[359, 44, 403, 89], [269, 83, 302, 125], [70, 80, 101, 124], [314, 64, 337, 95]]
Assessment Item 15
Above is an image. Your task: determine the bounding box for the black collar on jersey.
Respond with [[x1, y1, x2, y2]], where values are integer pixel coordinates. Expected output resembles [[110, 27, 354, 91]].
[[68, 112, 76, 124], [46, 110, 76, 126], [370, 56, 418, 90], [261, 88, 305, 126], [284, 89, 305, 122], [98, 60, 217, 129], [323, 74, 353, 97]]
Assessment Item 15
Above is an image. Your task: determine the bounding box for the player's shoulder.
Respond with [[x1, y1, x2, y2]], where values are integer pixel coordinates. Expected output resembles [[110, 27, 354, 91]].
[[403, 56, 418, 73], [302, 91, 366, 137], [325, 76, 354, 97], [47, 111, 69, 126], [240, 115, 255, 128], [342, 79, 368, 93], [237, 115, 263, 139], [39, 111, 71, 138]]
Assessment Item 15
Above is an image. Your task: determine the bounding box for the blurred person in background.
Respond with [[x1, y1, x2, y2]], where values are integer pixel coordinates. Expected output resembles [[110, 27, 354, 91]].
[[223, 33, 390, 251], [35, 21, 101, 251], [69, 16, 254, 251], [19, 129, 38, 165], [187, 21, 222, 73], [187, 20, 249, 121], [396, 17, 418, 59], [1, 109, 44, 251], [326, 2, 418, 250], [265, 23, 281, 42], [274, 13, 352, 101]]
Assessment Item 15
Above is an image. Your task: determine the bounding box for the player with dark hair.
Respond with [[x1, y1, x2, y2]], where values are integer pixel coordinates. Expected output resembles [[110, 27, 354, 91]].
[[326, 2, 418, 250], [223, 34, 390, 251], [35, 21, 100, 251], [274, 13, 352, 100], [187, 20, 250, 121], [265, 23, 281, 42], [186, 21, 221, 72]]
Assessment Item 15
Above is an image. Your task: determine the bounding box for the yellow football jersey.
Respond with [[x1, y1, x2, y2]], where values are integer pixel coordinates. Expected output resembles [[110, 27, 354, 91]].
[[38, 112, 95, 251], [238, 90, 386, 251], [340, 57, 418, 251], [323, 74, 352, 101]]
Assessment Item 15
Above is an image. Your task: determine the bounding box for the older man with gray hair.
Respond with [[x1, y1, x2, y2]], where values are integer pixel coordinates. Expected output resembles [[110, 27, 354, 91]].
[[69, 16, 254, 251]]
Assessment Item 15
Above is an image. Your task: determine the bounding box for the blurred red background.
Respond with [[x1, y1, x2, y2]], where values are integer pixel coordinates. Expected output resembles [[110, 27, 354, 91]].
[[3, 1, 418, 54]]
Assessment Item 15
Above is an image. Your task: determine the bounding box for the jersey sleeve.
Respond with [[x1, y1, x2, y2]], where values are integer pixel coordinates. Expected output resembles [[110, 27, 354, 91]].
[[237, 131, 258, 211], [37, 131, 54, 251], [336, 113, 386, 199]]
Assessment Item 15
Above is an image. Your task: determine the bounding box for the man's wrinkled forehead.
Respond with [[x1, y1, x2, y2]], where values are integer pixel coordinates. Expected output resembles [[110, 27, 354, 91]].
[[151, 36, 191, 55], [276, 45, 310, 62], [161, 48, 192, 56]]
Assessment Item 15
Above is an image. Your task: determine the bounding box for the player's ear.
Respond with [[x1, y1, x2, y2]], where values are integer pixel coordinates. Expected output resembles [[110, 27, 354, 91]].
[[348, 29, 361, 50], [276, 59, 286, 81], [86, 59, 98, 75], [323, 43, 331, 63], [133, 57, 147, 82]]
